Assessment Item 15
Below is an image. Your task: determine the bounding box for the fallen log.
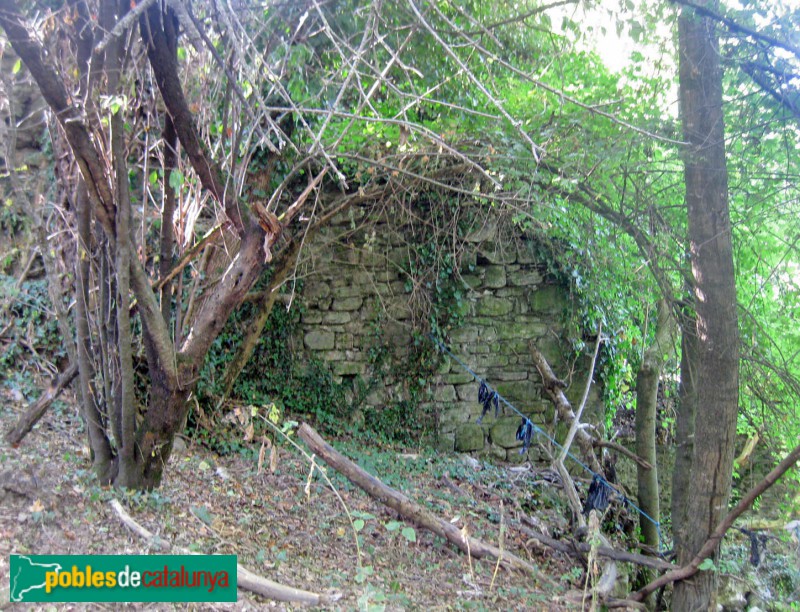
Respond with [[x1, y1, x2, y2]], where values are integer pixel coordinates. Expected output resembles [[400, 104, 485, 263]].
[[110, 499, 338, 605], [298, 423, 546, 579], [5, 361, 79, 446]]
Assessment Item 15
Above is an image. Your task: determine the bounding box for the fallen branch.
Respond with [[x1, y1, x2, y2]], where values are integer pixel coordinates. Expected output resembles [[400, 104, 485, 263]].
[[5, 361, 79, 446], [630, 439, 800, 601], [561, 590, 648, 610], [517, 520, 674, 571], [298, 423, 547, 579], [110, 499, 338, 605]]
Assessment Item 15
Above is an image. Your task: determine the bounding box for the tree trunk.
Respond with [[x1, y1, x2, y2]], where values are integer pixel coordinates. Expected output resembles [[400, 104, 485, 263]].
[[220, 239, 302, 400], [673, 2, 740, 609], [75, 181, 114, 482], [104, 6, 139, 486], [671, 307, 699, 560], [634, 299, 675, 587]]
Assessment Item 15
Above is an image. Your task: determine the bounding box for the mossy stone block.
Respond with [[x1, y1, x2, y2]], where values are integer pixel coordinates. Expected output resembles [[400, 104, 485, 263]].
[[528, 285, 565, 313], [476, 296, 513, 317], [483, 266, 506, 288], [489, 416, 524, 449], [454, 424, 485, 452], [304, 330, 335, 350]]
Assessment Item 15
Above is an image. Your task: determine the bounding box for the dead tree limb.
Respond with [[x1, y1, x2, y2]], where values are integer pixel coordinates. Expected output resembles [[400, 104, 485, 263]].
[[630, 439, 800, 601], [554, 326, 603, 527], [298, 423, 546, 579], [592, 440, 653, 470], [5, 361, 79, 446], [517, 521, 673, 571], [529, 341, 602, 475], [110, 499, 338, 605]]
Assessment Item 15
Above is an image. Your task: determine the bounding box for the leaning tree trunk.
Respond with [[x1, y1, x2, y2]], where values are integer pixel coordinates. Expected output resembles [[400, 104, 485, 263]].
[[634, 299, 675, 591], [673, 2, 740, 609]]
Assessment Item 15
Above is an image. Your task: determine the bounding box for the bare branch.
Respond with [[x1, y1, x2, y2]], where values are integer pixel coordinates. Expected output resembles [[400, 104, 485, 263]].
[[140, 2, 253, 234], [93, 0, 159, 54], [408, 0, 544, 161], [670, 0, 800, 59], [0, 0, 116, 238], [439, 11, 688, 147]]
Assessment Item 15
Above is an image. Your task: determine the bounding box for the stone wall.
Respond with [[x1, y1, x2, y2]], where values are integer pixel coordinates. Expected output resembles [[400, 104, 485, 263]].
[[291, 203, 603, 459]]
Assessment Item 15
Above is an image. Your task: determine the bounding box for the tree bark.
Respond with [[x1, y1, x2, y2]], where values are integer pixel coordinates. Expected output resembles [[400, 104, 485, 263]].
[[671, 307, 698, 560], [673, 2, 740, 609], [75, 181, 114, 482], [107, 11, 138, 485], [159, 115, 178, 326], [634, 300, 675, 577]]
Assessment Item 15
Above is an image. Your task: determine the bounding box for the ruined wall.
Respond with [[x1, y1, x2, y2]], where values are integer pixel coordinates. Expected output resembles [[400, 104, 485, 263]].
[[291, 204, 603, 459]]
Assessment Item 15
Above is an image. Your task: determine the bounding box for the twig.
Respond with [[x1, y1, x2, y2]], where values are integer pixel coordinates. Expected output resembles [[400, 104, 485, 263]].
[[110, 499, 339, 604], [0, 247, 39, 324], [408, 0, 543, 161], [529, 341, 603, 474], [560, 324, 603, 460], [670, 0, 800, 58], [517, 519, 674, 571], [5, 361, 79, 446], [93, 0, 159, 54]]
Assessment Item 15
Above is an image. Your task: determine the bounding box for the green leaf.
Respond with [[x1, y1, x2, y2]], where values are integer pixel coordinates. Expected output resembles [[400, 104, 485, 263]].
[[191, 505, 214, 526], [149, 170, 159, 185], [12, 59, 21, 74], [177, 47, 187, 61], [385, 520, 402, 532], [354, 565, 373, 584], [169, 170, 184, 191], [698, 558, 716, 571], [401, 527, 416, 542], [353, 519, 365, 532]]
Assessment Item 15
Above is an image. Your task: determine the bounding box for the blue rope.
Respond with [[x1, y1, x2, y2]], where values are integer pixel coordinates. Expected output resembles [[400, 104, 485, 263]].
[[429, 334, 667, 552]]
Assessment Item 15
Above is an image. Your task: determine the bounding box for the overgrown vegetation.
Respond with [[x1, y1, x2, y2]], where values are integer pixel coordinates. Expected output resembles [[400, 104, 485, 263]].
[[0, 274, 67, 395], [1, 0, 800, 606]]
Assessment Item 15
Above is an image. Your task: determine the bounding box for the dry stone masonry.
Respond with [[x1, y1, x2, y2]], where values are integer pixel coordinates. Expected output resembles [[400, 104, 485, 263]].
[[289, 204, 602, 459]]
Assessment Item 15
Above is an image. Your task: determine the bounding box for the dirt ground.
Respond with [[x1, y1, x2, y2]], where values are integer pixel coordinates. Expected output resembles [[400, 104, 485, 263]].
[[0, 389, 593, 611]]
